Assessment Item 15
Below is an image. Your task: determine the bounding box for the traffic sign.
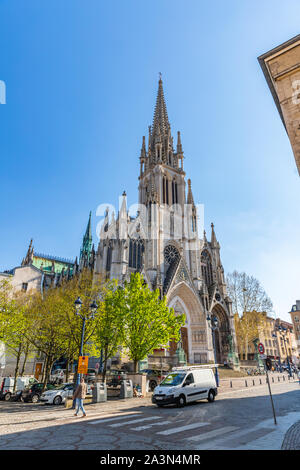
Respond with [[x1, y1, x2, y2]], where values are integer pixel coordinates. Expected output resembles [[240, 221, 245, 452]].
[[78, 355, 89, 374], [258, 343, 265, 354]]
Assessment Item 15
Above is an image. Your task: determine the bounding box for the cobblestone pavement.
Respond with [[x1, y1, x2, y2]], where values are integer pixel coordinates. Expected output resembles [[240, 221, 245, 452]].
[[281, 420, 300, 450], [0, 379, 299, 450]]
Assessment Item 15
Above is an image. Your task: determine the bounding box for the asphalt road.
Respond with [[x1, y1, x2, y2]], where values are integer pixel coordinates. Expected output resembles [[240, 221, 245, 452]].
[[0, 380, 300, 450]]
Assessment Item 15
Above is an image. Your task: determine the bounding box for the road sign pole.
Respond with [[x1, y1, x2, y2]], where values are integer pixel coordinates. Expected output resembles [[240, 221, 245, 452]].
[[265, 362, 277, 425]]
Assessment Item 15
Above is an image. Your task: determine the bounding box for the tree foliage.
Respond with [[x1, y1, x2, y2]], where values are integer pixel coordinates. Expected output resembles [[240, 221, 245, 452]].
[[234, 311, 267, 360], [226, 270, 273, 316], [119, 273, 185, 372]]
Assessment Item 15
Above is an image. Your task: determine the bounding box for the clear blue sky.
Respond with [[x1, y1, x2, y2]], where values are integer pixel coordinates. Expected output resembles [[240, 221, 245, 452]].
[[1, 0, 300, 321]]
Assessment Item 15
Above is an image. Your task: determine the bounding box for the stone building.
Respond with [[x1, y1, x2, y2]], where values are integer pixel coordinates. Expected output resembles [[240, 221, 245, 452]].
[[94, 78, 239, 367], [258, 34, 300, 175], [289, 300, 300, 361]]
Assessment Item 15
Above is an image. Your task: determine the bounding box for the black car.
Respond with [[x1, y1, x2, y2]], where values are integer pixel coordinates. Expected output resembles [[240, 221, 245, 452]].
[[140, 369, 168, 391], [107, 370, 127, 387], [22, 383, 57, 403]]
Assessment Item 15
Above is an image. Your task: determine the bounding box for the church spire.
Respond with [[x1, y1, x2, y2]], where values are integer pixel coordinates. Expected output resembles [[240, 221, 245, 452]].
[[79, 211, 93, 268], [152, 75, 170, 142], [84, 211, 92, 243], [210, 222, 218, 248]]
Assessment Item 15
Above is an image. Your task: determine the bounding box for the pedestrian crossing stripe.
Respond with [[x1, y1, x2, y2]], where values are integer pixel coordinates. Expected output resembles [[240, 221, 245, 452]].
[[186, 426, 238, 442], [132, 420, 173, 431], [109, 416, 161, 427], [156, 422, 210, 435], [89, 413, 141, 425]]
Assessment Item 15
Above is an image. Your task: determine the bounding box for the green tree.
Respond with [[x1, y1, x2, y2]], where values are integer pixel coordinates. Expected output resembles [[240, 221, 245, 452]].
[[0, 281, 35, 391], [120, 273, 185, 372], [95, 280, 126, 382]]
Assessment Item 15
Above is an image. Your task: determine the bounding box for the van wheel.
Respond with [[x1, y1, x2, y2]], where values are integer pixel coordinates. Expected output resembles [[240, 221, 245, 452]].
[[156, 404, 164, 407], [31, 394, 39, 403], [4, 392, 11, 401], [207, 390, 215, 402], [176, 395, 186, 408]]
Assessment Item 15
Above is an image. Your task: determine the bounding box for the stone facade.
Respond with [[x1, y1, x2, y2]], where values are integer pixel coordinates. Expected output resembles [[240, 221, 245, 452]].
[[289, 301, 300, 362], [258, 34, 300, 175]]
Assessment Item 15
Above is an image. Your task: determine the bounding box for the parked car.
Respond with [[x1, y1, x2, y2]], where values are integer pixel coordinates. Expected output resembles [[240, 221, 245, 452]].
[[22, 382, 57, 403], [140, 369, 168, 391], [50, 369, 66, 384], [40, 383, 75, 405], [83, 368, 97, 380], [152, 367, 217, 407], [106, 369, 127, 387], [0, 376, 38, 401]]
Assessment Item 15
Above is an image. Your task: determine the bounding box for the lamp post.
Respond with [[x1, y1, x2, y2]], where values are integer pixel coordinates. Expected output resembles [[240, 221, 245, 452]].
[[207, 313, 219, 387], [273, 324, 292, 378], [74, 297, 98, 387]]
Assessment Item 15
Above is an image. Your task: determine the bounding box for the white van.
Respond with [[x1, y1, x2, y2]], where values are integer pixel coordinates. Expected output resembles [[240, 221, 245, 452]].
[[152, 366, 218, 407], [0, 376, 38, 401]]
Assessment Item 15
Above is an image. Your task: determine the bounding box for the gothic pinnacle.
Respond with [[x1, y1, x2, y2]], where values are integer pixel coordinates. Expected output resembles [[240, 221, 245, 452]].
[[177, 131, 183, 154]]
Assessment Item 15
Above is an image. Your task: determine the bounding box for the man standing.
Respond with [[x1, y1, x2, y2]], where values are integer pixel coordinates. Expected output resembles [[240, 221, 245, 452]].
[[73, 377, 87, 417]]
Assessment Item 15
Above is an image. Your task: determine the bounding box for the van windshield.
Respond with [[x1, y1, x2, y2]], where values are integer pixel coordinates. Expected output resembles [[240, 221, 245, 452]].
[[160, 373, 186, 387]]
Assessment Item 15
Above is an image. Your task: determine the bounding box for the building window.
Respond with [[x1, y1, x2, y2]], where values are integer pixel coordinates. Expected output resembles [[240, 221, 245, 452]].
[[172, 180, 178, 204], [106, 245, 112, 272], [22, 283, 28, 292], [129, 239, 144, 270], [201, 250, 213, 287], [162, 177, 169, 205], [194, 353, 207, 364]]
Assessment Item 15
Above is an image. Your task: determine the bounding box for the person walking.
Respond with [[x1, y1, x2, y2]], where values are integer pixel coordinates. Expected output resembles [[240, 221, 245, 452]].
[[73, 377, 87, 417]]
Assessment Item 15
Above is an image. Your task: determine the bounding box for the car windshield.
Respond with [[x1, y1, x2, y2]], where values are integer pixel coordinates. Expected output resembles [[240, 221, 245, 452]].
[[160, 373, 186, 386], [54, 384, 69, 390]]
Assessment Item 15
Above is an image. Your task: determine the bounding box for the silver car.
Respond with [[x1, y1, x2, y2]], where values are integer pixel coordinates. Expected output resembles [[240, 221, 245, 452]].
[[40, 383, 74, 405]]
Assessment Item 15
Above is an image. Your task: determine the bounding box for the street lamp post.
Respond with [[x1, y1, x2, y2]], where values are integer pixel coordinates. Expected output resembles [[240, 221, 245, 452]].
[[74, 297, 98, 387], [273, 324, 292, 378], [207, 313, 219, 387]]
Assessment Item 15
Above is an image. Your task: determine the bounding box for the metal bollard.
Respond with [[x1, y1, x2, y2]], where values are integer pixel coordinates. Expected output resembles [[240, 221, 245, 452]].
[[278, 376, 280, 382], [283, 375, 285, 381], [272, 377, 274, 383], [252, 379, 255, 386], [245, 380, 248, 387], [230, 381, 232, 388], [259, 378, 262, 385]]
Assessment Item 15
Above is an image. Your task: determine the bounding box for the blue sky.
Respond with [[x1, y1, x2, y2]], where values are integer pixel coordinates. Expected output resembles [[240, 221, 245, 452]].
[[0, 0, 300, 321]]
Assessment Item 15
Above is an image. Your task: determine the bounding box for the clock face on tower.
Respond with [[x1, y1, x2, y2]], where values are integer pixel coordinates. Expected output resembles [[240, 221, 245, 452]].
[[215, 293, 221, 301]]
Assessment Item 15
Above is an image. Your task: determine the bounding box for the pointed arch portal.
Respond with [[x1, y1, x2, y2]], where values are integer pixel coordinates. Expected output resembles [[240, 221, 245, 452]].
[[211, 303, 230, 364]]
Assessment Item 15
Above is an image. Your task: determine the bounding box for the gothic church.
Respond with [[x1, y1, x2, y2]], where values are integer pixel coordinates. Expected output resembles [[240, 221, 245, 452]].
[[93, 78, 238, 366]]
